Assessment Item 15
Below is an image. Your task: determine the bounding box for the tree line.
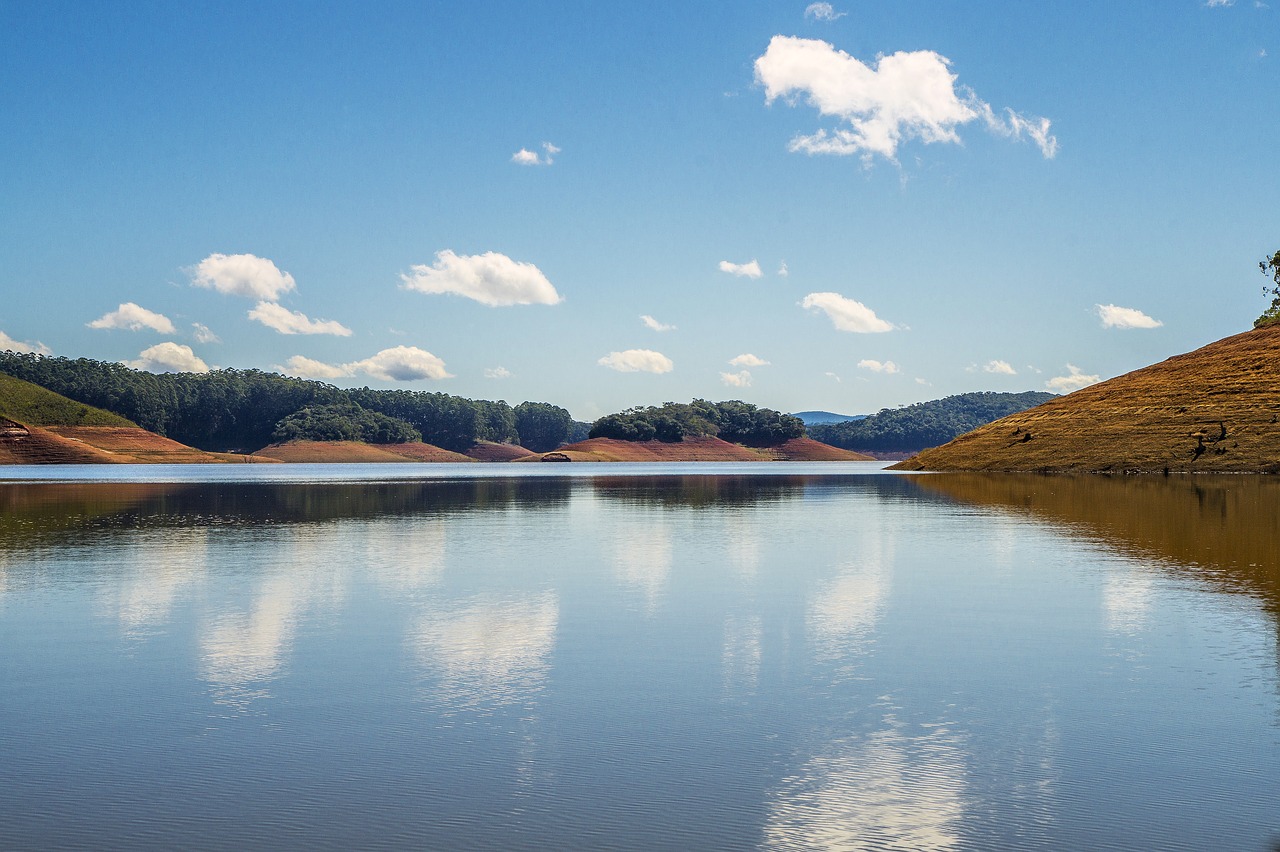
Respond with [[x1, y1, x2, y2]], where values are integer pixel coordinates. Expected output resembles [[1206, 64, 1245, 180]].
[[806, 391, 1055, 453], [589, 399, 805, 446], [0, 352, 579, 453]]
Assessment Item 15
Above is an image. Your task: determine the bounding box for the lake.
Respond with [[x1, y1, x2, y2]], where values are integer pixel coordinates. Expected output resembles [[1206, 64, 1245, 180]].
[[1, 463, 1278, 851]]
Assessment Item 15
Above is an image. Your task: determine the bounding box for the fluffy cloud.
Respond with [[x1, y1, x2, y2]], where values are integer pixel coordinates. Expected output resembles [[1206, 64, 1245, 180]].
[[730, 353, 770, 367], [641, 314, 676, 332], [189, 253, 297, 301], [191, 323, 220, 344], [983, 359, 1017, 375], [777, 260, 789, 277], [347, 346, 452, 381], [0, 330, 51, 355], [1096, 304, 1162, 329], [484, 366, 512, 379], [87, 302, 175, 334], [279, 347, 453, 382], [801, 292, 894, 333], [858, 359, 899, 373], [248, 301, 353, 336], [721, 370, 753, 387], [1046, 364, 1100, 393], [719, 259, 764, 279], [401, 250, 563, 307], [278, 355, 350, 380], [511, 141, 560, 166], [126, 342, 209, 373], [754, 36, 1057, 162], [805, 2, 847, 21], [597, 349, 674, 374]]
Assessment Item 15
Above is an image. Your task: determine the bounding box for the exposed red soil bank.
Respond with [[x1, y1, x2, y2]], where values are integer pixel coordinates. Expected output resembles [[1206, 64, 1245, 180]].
[[252, 441, 475, 463]]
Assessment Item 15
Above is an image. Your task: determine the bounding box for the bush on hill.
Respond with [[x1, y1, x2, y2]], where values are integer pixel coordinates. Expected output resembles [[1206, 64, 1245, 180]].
[[271, 403, 421, 444], [589, 400, 805, 446]]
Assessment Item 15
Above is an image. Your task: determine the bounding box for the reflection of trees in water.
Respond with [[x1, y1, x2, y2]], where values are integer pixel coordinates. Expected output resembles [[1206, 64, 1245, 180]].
[[0, 479, 574, 549], [589, 474, 917, 509]]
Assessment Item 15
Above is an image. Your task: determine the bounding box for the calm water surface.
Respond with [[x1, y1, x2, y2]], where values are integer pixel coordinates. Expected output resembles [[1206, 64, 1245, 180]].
[[1, 464, 1278, 850]]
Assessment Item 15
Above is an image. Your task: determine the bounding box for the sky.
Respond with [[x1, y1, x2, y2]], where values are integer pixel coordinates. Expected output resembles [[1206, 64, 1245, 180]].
[[1, 1, 1277, 421]]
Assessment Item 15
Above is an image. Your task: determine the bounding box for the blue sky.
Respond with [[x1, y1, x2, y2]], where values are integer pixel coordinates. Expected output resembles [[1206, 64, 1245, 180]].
[[2, 1, 1277, 420]]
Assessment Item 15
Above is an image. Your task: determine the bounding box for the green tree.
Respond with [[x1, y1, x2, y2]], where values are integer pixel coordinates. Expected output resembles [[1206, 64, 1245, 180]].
[[1256, 248, 1280, 328], [514, 402, 573, 452]]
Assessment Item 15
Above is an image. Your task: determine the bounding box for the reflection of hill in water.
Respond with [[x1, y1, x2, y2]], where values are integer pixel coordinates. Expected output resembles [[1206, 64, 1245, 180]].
[[913, 474, 1280, 612], [589, 474, 917, 508], [0, 479, 574, 547]]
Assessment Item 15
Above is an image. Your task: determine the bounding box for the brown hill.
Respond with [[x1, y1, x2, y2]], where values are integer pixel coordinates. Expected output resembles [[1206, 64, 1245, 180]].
[[252, 440, 475, 463], [517, 435, 875, 462], [893, 324, 1280, 473], [463, 441, 536, 461], [0, 421, 266, 465]]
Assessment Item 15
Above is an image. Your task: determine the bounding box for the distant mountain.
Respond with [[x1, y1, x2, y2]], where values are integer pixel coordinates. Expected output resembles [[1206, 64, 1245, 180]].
[[807, 391, 1056, 454], [791, 410, 866, 425], [894, 325, 1280, 472]]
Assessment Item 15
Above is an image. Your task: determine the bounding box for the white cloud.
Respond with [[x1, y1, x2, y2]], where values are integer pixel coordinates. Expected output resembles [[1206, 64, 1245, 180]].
[[730, 353, 770, 367], [721, 370, 753, 387], [87, 302, 175, 334], [719, 259, 764, 279], [754, 36, 1057, 162], [983, 359, 1017, 375], [347, 346, 452, 381], [805, 2, 847, 21], [641, 314, 676, 332], [825, 371, 842, 382], [915, 377, 931, 386], [401, 250, 563, 307], [597, 349, 674, 374], [191, 323, 220, 344], [511, 141, 560, 166], [484, 366, 512, 379], [801, 292, 894, 333], [1096, 303, 1162, 329], [279, 347, 453, 382], [0, 330, 51, 355], [189, 253, 297, 301], [1046, 363, 1100, 393], [1205, 0, 1234, 6], [777, 260, 789, 277], [126, 342, 209, 373], [858, 359, 899, 373], [248, 301, 353, 336], [278, 355, 350, 380]]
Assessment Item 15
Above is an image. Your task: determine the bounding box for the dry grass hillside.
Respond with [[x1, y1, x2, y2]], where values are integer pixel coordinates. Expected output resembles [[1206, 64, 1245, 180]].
[[894, 324, 1280, 473]]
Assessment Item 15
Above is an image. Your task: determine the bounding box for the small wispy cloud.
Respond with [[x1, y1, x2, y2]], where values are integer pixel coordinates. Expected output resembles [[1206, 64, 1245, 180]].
[[598, 349, 674, 374], [720, 370, 752, 388], [126, 342, 209, 373], [0, 329, 51, 355], [511, 141, 560, 166], [401, 250, 563, 307], [641, 314, 676, 332], [484, 366, 512, 379], [1205, 0, 1234, 7], [983, 359, 1017, 375], [1097, 304, 1162, 329], [729, 353, 770, 367], [1046, 363, 1100, 393], [858, 359, 898, 374], [777, 260, 789, 277], [191, 323, 220, 344], [278, 347, 453, 382], [805, 2, 847, 21], [248, 302, 353, 336], [825, 371, 842, 383], [87, 302, 175, 334], [801, 292, 894, 333], [719, 259, 763, 279]]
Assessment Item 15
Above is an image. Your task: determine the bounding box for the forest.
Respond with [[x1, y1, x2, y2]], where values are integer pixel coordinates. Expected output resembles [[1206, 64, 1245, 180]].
[[0, 352, 579, 453], [589, 400, 805, 446], [806, 391, 1056, 453]]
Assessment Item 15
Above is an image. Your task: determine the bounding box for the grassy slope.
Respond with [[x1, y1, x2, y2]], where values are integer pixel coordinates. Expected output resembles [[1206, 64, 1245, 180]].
[[0, 373, 135, 427], [894, 323, 1280, 472]]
